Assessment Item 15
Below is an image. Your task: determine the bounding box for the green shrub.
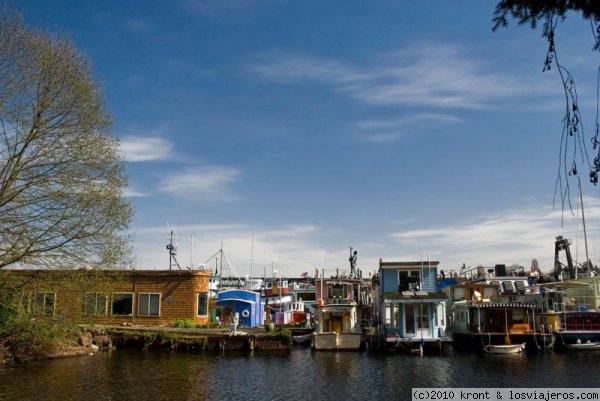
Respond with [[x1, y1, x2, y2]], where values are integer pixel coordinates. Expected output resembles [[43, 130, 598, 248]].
[[264, 326, 292, 346], [173, 319, 196, 328], [0, 293, 77, 360]]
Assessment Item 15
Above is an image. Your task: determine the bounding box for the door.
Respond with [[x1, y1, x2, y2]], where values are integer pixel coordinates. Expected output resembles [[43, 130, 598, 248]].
[[404, 303, 431, 338], [404, 304, 415, 336]]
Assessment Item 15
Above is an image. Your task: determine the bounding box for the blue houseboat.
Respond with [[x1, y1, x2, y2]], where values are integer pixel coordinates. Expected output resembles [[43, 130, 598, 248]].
[[375, 259, 449, 353], [216, 289, 264, 327]]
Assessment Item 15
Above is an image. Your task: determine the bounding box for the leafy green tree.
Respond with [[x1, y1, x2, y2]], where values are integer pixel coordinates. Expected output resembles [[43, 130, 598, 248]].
[[0, 9, 132, 270], [493, 0, 600, 211]]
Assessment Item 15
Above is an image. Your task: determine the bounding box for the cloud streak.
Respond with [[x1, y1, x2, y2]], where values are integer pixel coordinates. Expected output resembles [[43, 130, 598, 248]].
[[159, 166, 241, 201], [251, 43, 543, 110], [120, 136, 175, 162], [355, 112, 463, 142], [388, 199, 600, 272]]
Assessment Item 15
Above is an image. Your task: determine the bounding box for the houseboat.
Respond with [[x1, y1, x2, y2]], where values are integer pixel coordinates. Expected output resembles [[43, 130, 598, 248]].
[[535, 280, 600, 351], [374, 259, 449, 354], [312, 251, 365, 351], [535, 236, 600, 350], [445, 282, 541, 354]]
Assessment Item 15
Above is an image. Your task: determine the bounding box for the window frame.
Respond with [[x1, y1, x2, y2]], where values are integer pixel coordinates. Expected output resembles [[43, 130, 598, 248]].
[[85, 292, 108, 316], [398, 270, 421, 292], [137, 293, 161, 317], [111, 292, 134, 316], [197, 292, 208, 317], [33, 291, 56, 316]]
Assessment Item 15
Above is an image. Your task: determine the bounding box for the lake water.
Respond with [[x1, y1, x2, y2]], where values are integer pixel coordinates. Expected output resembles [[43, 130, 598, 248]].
[[0, 347, 598, 401]]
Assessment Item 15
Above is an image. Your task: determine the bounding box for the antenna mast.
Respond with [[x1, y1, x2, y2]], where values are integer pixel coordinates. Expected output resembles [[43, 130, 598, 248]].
[[166, 226, 181, 270]]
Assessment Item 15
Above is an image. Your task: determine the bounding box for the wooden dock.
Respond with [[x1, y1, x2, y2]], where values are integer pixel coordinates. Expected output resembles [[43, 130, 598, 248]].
[[90, 325, 292, 352]]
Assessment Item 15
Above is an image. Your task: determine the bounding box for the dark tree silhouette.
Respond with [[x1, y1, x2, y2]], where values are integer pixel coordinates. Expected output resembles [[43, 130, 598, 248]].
[[493, 0, 600, 214]]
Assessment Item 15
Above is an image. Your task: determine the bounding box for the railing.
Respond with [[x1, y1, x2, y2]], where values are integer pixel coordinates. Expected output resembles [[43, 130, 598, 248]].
[[563, 320, 600, 331]]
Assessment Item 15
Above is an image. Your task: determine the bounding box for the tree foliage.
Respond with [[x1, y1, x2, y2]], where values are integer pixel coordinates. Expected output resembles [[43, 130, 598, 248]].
[[0, 10, 132, 269], [493, 1, 600, 40], [493, 1, 600, 215]]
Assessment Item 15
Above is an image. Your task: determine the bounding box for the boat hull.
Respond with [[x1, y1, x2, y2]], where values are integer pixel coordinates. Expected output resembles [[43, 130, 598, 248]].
[[312, 332, 363, 351], [484, 343, 525, 354], [566, 341, 600, 350], [451, 332, 541, 354]]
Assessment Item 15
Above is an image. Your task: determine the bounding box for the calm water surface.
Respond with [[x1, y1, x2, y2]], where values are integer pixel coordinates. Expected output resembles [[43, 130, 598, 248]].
[[0, 347, 598, 401]]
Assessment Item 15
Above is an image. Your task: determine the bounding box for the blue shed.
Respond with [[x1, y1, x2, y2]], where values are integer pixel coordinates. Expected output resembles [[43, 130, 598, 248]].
[[216, 289, 264, 327]]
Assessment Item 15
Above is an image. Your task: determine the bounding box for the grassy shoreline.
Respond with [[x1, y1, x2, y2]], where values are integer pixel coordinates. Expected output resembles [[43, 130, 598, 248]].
[[1, 323, 294, 365]]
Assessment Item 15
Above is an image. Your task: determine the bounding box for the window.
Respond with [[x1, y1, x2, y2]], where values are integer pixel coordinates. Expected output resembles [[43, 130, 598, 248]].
[[483, 287, 496, 300], [329, 283, 347, 300], [399, 270, 421, 292], [514, 281, 526, 294], [418, 305, 429, 330], [33, 292, 55, 315], [502, 281, 515, 293], [453, 287, 466, 301], [385, 304, 392, 327], [197, 293, 208, 316], [137, 293, 160, 316], [112, 293, 134, 316], [85, 292, 107, 316], [393, 305, 400, 328]]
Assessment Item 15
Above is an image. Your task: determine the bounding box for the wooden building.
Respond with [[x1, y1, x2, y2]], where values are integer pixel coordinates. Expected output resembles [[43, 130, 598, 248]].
[[0, 269, 211, 326]]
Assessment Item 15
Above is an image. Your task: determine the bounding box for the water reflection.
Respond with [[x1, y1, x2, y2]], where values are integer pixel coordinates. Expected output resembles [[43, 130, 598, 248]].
[[1, 348, 599, 401]]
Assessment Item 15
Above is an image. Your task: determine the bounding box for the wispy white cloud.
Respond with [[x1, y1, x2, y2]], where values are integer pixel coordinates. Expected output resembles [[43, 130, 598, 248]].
[[251, 43, 544, 110], [120, 136, 175, 162], [355, 112, 462, 142], [388, 198, 600, 272], [129, 197, 600, 275], [123, 188, 147, 198], [251, 53, 372, 84], [131, 222, 329, 274], [356, 113, 462, 130], [159, 166, 241, 201]]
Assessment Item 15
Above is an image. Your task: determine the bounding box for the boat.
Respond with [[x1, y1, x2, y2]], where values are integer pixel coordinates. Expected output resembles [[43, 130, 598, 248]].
[[312, 252, 365, 351], [312, 302, 363, 351], [540, 309, 600, 350], [292, 332, 313, 346], [445, 282, 541, 354], [566, 340, 600, 350], [536, 235, 600, 351], [484, 343, 525, 354], [377, 259, 450, 354], [264, 278, 289, 297]]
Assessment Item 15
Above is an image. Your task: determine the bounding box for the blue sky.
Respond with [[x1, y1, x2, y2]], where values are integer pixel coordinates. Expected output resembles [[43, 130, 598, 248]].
[[11, 1, 600, 277]]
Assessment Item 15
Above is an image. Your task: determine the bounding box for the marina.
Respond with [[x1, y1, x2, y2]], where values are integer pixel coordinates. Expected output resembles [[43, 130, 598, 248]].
[[6, 236, 600, 358]]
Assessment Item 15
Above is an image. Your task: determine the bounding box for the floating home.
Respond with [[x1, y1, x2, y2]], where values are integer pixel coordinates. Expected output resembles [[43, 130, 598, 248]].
[[0, 269, 212, 327], [216, 289, 263, 327], [444, 282, 541, 354], [374, 260, 449, 353], [313, 265, 369, 351]]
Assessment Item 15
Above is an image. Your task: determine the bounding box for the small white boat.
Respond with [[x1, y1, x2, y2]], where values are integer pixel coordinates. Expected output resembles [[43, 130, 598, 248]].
[[292, 333, 313, 346], [484, 343, 525, 354], [566, 340, 600, 350]]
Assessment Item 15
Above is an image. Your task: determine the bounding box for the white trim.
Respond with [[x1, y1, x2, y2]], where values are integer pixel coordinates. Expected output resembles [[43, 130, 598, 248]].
[[137, 293, 161, 317], [111, 292, 135, 316]]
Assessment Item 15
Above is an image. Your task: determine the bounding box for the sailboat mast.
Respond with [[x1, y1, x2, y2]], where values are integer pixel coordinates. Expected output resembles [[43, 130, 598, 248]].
[[250, 234, 254, 280], [579, 177, 589, 278]]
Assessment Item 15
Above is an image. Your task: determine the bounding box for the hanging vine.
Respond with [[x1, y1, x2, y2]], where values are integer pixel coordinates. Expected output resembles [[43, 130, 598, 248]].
[[493, 1, 600, 218]]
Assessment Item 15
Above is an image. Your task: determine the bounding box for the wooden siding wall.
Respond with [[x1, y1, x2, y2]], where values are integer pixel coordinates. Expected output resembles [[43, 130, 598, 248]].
[[1, 270, 211, 327]]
